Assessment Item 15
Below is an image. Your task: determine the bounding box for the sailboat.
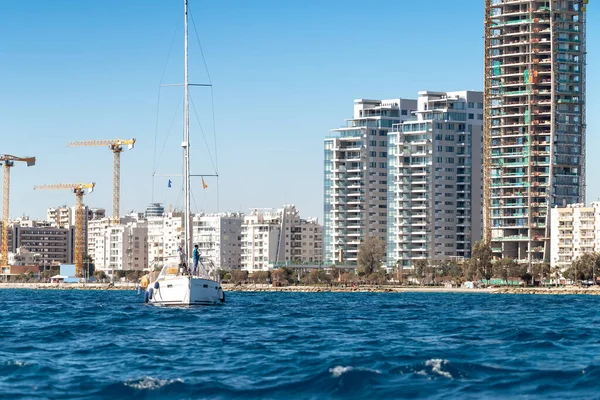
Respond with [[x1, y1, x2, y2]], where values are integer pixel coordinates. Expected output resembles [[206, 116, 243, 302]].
[[145, 0, 224, 306]]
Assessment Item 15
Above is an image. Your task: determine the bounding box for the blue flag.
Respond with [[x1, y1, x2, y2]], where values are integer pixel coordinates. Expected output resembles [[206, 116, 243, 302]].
[[168, 179, 172, 188]]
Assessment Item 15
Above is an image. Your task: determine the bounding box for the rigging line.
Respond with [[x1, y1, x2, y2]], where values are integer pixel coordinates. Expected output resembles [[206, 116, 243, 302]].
[[216, 176, 220, 214], [191, 186, 199, 214], [189, 93, 217, 173], [152, 88, 162, 202], [188, 2, 212, 85], [155, 95, 184, 173], [210, 87, 219, 175], [153, 27, 179, 174]]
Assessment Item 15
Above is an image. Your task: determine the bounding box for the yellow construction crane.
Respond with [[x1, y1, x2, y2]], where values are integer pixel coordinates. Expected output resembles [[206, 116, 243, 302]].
[[67, 139, 135, 223], [33, 183, 95, 276], [1, 155, 35, 266]]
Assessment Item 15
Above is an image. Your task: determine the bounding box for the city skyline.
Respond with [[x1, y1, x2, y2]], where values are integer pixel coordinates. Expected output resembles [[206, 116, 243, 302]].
[[1, 1, 598, 222]]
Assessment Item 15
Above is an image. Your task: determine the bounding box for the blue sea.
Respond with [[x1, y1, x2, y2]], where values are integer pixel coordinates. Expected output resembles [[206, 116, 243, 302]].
[[2, 290, 600, 399]]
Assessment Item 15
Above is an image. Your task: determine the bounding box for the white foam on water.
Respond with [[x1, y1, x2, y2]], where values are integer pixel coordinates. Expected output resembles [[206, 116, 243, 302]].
[[125, 376, 184, 390], [329, 366, 353, 377], [425, 359, 452, 379], [329, 365, 381, 378], [7, 361, 28, 367]]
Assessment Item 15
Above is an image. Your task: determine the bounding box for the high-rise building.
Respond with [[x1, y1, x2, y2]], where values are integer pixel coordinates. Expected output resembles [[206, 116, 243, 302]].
[[241, 205, 322, 272], [484, 0, 588, 263], [192, 212, 244, 270], [387, 91, 484, 268], [324, 98, 416, 265]]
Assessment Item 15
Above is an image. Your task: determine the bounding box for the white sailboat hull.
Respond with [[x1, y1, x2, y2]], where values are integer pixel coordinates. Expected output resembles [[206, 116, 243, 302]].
[[149, 276, 224, 306]]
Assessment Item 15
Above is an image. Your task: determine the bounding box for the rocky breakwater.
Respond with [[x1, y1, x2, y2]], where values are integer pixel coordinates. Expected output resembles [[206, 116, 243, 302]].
[[491, 286, 600, 295], [222, 284, 399, 293], [0, 282, 136, 290]]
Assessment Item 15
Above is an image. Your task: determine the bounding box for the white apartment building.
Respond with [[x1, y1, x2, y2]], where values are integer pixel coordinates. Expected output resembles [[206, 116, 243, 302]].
[[387, 90, 483, 268], [147, 211, 184, 269], [241, 205, 322, 272], [47, 205, 105, 256], [47, 206, 105, 226], [550, 203, 600, 270], [192, 212, 243, 270], [9, 247, 42, 267], [324, 98, 417, 265], [91, 220, 148, 276]]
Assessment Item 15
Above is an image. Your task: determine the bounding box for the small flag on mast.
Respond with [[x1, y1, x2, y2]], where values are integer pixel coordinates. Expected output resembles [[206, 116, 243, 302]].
[[168, 179, 172, 188], [202, 178, 208, 189]]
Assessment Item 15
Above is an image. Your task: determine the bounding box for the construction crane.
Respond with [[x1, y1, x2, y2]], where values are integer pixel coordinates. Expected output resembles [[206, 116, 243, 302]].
[[67, 139, 135, 223], [1, 155, 35, 266], [33, 183, 95, 276]]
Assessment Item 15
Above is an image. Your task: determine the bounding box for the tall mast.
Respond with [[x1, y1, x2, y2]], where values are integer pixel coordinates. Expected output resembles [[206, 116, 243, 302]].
[[183, 0, 191, 262]]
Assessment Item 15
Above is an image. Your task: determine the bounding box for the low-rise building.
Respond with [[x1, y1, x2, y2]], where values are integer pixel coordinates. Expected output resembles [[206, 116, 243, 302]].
[[241, 205, 322, 272], [192, 212, 244, 270], [91, 220, 148, 277], [0, 218, 74, 266], [147, 211, 184, 269], [550, 203, 600, 270]]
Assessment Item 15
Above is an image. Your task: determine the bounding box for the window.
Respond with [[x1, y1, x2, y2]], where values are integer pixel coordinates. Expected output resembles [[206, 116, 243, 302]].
[[445, 146, 454, 152], [401, 110, 408, 115], [477, 103, 483, 109], [477, 114, 483, 120], [437, 145, 443, 151], [468, 102, 474, 108]]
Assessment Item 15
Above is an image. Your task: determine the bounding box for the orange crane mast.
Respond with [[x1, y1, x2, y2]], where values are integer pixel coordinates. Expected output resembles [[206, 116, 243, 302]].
[[1, 155, 35, 266], [33, 183, 95, 276], [67, 139, 135, 223]]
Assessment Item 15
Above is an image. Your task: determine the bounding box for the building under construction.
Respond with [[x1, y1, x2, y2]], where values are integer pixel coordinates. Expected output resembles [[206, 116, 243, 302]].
[[484, 0, 588, 263]]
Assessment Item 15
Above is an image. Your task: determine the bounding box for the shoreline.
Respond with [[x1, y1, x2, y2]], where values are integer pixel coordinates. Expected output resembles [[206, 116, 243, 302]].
[[1, 282, 599, 295]]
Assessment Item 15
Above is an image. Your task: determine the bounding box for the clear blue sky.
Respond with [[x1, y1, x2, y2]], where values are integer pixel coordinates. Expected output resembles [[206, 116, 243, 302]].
[[1, 0, 599, 221]]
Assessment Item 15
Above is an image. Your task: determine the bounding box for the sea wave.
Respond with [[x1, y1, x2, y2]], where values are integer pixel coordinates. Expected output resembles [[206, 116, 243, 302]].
[[2, 290, 600, 399]]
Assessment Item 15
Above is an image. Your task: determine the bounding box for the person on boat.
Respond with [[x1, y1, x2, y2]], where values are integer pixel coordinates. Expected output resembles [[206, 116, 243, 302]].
[[192, 244, 200, 275], [178, 246, 185, 265]]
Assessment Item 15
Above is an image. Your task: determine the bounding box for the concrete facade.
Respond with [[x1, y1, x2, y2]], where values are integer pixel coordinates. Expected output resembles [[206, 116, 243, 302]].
[[242, 205, 322, 272], [485, 0, 588, 263], [91, 220, 148, 276], [192, 213, 244, 270], [550, 203, 600, 270], [387, 90, 483, 267], [324, 98, 417, 265]]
